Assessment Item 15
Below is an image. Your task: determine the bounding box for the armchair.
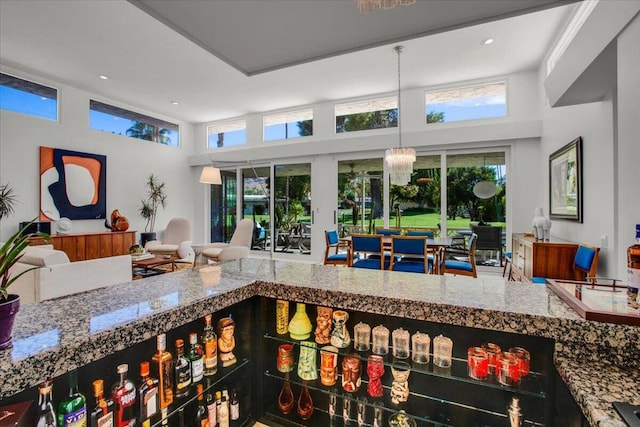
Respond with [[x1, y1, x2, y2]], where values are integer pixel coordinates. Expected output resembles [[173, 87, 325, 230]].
[[145, 217, 193, 261], [202, 218, 253, 263]]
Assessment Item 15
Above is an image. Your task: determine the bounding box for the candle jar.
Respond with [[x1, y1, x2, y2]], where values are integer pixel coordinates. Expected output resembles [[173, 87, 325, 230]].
[[288, 303, 312, 340], [277, 343, 294, 373], [411, 332, 430, 364], [341, 355, 362, 392], [392, 328, 410, 359], [366, 355, 385, 398], [467, 346, 489, 380], [276, 299, 289, 335], [297, 341, 318, 381], [353, 322, 371, 352], [330, 310, 351, 348], [371, 325, 389, 355], [481, 342, 502, 375], [497, 352, 520, 386], [509, 346, 530, 378], [314, 306, 333, 345], [320, 345, 339, 386], [390, 362, 411, 405], [433, 335, 453, 368]]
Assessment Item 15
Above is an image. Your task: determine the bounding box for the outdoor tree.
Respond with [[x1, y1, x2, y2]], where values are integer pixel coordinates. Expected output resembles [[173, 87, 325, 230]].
[[127, 121, 171, 144]]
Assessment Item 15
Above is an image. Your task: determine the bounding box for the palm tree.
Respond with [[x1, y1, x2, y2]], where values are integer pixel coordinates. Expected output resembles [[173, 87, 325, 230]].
[[126, 122, 172, 145]]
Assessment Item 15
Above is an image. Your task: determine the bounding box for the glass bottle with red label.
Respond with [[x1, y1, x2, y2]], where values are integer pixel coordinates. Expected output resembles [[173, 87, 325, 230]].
[[111, 364, 137, 427]]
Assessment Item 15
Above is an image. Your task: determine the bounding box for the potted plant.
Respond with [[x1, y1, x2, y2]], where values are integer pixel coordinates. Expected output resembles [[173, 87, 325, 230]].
[[138, 174, 167, 247], [0, 218, 48, 349], [0, 182, 18, 221]]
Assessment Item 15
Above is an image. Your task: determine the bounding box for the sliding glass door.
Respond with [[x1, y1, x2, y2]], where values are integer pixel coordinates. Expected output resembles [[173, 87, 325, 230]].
[[209, 170, 237, 243], [273, 162, 312, 255], [337, 159, 384, 235]]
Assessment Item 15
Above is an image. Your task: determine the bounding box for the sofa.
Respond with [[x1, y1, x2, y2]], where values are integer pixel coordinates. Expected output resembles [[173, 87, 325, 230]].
[[10, 245, 132, 304]]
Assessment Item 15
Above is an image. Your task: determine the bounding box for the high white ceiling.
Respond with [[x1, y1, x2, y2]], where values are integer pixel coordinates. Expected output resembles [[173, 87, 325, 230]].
[[0, 0, 575, 124]]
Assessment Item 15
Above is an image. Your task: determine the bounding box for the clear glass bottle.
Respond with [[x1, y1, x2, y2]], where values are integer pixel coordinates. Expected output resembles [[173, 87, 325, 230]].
[[202, 314, 218, 377], [138, 361, 159, 424], [174, 339, 192, 399], [90, 379, 114, 427], [188, 332, 205, 384], [36, 380, 56, 427], [111, 364, 136, 427], [206, 386, 217, 427], [628, 224, 640, 302], [217, 391, 229, 427], [194, 384, 209, 427], [229, 389, 239, 421], [57, 369, 87, 427], [150, 333, 174, 410]]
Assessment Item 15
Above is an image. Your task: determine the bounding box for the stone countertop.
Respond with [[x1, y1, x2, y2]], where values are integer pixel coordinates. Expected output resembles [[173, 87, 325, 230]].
[[1, 259, 638, 425]]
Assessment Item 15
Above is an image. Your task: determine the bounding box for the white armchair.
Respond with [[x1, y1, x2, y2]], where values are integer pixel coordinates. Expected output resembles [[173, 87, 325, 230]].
[[145, 217, 193, 261], [202, 218, 253, 262]]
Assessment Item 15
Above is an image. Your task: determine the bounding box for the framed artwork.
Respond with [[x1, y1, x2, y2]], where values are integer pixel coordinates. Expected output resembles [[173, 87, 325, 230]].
[[40, 146, 107, 221], [549, 136, 582, 222]]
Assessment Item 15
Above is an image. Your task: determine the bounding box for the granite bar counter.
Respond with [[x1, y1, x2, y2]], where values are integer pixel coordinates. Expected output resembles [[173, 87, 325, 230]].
[[0, 259, 638, 425]]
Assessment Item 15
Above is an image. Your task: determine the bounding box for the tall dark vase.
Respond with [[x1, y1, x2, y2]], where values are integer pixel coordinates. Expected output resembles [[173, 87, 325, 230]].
[[140, 232, 157, 248], [0, 294, 20, 350]]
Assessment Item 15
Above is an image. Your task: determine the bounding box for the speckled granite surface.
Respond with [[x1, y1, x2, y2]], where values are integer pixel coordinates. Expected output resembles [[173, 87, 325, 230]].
[[0, 259, 638, 426]]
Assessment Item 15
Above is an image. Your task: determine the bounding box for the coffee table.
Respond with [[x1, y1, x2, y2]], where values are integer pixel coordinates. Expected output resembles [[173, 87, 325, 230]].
[[132, 255, 178, 279]]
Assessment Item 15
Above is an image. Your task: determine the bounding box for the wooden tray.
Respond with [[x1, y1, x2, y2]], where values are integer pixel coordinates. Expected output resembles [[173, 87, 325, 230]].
[[547, 279, 640, 326]]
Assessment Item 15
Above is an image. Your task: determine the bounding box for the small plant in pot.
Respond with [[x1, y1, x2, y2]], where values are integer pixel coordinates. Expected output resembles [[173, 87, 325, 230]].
[[0, 219, 49, 349], [138, 174, 167, 248]]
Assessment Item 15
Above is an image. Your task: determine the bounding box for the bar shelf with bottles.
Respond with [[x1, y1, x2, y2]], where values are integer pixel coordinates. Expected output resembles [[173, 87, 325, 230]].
[[258, 298, 553, 426]]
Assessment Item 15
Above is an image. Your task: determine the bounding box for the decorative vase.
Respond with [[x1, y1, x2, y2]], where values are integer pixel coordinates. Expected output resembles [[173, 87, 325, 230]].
[[314, 306, 332, 344], [0, 294, 20, 350], [140, 232, 157, 248], [277, 372, 295, 415], [276, 300, 289, 335], [297, 381, 314, 420], [288, 303, 312, 340], [297, 341, 318, 381], [330, 310, 350, 348]]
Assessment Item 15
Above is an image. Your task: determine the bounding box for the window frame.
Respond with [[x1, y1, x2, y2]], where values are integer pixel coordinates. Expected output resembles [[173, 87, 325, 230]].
[[0, 72, 59, 121], [262, 108, 313, 142], [334, 95, 398, 134], [206, 119, 248, 149]]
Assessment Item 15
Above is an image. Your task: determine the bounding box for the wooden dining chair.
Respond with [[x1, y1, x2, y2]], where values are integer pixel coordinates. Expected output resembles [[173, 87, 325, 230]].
[[389, 236, 431, 274], [350, 234, 393, 270], [323, 230, 353, 266], [440, 233, 478, 278], [531, 243, 600, 284], [374, 228, 402, 236]]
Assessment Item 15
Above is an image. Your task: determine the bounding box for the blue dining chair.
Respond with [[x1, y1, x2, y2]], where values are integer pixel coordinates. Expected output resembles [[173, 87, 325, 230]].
[[407, 230, 434, 238], [351, 234, 395, 270], [531, 244, 600, 284], [389, 236, 431, 274], [323, 230, 357, 266], [440, 233, 478, 278], [374, 228, 402, 236]]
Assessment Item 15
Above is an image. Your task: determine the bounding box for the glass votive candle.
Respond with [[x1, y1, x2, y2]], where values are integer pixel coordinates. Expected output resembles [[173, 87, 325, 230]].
[[497, 352, 520, 386], [353, 322, 371, 352], [371, 325, 389, 355], [509, 346, 530, 377], [481, 342, 502, 375], [433, 335, 453, 368], [392, 328, 410, 359], [467, 346, 489, 380], [411, 332, 430, 364]]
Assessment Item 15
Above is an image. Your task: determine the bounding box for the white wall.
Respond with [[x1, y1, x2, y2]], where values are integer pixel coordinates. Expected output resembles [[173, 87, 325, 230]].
[[0, 66, 196, 243]]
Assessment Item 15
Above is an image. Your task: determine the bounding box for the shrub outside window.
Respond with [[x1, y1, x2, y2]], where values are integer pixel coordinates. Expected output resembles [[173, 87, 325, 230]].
[[0, 72, 58, 121], [425, 82, 506, 124], [263, 109, 313, 141], [207, 120, 247, 149], [335, 96, 397, 133], [89, 100, 179, 146]]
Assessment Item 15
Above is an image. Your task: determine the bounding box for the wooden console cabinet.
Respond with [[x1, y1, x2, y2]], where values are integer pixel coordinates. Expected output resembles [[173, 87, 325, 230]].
[[29, 230, 136, 261], [511, 233, 579, 282]]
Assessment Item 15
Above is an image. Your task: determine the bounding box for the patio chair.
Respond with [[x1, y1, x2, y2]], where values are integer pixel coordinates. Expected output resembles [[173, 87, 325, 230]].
[[471, 225, 504, 266]]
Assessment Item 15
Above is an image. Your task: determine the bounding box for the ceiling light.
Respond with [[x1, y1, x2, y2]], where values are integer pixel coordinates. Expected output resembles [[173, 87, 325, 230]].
[[385, 46, 415, 186], [481, 38, 494, 45], [99, 75, 108, 80], [171, 101, 179, 106], [354, 0, 415, 13]]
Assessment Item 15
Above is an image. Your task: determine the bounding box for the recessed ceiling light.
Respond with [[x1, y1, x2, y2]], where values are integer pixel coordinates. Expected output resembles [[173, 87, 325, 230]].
[[171, 101, 179, 106], [99, 75, 108, 80], [481, 38, 494, 45]]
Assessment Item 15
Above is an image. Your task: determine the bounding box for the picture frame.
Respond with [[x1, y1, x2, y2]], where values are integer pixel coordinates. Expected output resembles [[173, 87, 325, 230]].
[[549, 136, 582, 222]]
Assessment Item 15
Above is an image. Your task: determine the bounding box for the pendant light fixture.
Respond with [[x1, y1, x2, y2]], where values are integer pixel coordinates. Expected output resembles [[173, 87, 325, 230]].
[[472, 156, 497, 199], [385, 45, 416, 186]]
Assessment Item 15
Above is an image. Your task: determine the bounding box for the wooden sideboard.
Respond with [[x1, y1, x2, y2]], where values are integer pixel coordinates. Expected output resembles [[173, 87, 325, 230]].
[[28, 230, 136, 261], [511, 233, 579, 282]]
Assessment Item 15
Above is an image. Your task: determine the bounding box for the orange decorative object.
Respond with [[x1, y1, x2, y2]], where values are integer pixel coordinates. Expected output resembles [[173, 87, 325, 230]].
[[110, 209, 130, 231]]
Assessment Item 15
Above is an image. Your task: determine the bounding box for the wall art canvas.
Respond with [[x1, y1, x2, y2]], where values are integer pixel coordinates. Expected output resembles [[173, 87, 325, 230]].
[[40, 146, 107, 221], [549, 136, 582, 222]]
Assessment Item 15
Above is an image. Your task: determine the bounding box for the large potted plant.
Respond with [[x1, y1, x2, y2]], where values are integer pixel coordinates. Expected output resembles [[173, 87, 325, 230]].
[[138, 174, 167, 247], [0, 182, 18, 220]]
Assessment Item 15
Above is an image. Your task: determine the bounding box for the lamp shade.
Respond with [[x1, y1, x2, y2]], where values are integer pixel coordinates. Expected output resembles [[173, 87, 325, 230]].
[[473, 181, 497, 199], [199, 166, 222, 185]]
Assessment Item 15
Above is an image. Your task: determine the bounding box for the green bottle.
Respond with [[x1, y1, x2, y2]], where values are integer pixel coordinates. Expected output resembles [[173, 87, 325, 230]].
[[57, 370, 87, 426]]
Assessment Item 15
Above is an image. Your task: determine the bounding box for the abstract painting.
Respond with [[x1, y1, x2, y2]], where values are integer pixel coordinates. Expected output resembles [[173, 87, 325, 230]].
[[40, 146, 107, 221]]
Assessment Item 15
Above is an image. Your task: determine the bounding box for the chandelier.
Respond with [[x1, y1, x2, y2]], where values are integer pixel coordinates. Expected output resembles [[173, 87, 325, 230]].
[[354, 0, 416, 13], [386, 45, 416, 186]]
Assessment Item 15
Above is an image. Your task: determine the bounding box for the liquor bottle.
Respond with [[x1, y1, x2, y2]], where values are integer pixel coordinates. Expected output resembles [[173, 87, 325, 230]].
[[138, 362, 159, 424], [229, 389, 239, 422], [178, 408, 185, 427], [202, 314, 218, 377], [194, 384, 209, 427], [90, 379, 114, 427], [628, 224, 640, 302], [150, 333, 174, 410], [188, 332, 205, 384], [174, 339, 192, 399], [206, 385, 217, 427], [111, 364, 137, 427], [160, 409, 168, 427], [57, 369, 87, 426], [36, 380, 56, 427], [216, 391, 229, 427]]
